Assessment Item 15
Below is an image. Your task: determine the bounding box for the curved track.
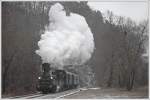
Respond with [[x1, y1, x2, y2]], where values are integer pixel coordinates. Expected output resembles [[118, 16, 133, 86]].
[[5, 88, 83, 99], [6, 92, 41, 99]]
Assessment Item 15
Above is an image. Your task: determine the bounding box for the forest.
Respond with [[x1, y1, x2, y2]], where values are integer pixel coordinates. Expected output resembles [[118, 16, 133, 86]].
[[2, 1, 148, 96]]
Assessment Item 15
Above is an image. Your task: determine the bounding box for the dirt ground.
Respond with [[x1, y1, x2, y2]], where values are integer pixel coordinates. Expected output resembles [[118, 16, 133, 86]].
[[63, 86, 149, 99]]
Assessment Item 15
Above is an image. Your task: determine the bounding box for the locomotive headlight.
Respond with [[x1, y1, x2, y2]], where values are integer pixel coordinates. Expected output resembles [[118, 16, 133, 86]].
[[50, 76, 53, 79], [38, 77, 41, 80]]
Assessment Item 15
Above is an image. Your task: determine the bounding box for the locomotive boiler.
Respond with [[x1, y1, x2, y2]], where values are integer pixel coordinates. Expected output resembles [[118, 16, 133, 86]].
[[36, 63, 79, 94]]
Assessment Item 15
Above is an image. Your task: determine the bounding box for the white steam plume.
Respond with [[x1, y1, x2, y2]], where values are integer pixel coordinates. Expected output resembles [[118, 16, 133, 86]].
[[36, 3, 95, 69]]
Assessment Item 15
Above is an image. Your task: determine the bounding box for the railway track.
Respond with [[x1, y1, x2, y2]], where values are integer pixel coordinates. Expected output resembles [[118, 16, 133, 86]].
[[5, 88, 84, 99], [54, 89, 81, 99], [33, 88, 81, 99], [21, 93, 47, 99], [5, 92, 41, 99]]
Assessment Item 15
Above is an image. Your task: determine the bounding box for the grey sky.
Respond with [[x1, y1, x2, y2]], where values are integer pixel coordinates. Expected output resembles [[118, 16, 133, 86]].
[[88, 1, 148, 23]]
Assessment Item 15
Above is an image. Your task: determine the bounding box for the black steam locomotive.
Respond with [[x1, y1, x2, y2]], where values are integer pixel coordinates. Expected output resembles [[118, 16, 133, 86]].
[[36, 63, 79, 93]]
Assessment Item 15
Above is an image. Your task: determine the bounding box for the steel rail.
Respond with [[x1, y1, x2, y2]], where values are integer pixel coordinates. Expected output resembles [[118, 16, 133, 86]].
[[4, 92, 41, 99]]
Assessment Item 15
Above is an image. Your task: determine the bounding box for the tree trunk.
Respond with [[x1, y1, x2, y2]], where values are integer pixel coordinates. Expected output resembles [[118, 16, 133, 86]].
[[126, 70, 135, 91], [2, 50, 17, 94], [2, 73, 6, 93], [118, 74, 122, 87], [107, 65, 113, 87]]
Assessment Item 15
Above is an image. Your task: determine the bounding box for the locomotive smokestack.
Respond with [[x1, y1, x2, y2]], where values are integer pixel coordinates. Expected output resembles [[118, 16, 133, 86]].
[[42, 63, 50, 72], [35, 3, 95, 69]]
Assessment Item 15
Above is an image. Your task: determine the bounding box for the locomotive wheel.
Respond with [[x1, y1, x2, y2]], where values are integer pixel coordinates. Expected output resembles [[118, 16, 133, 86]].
[[51, 85, 57, 93], [42, 90, 48, 94]]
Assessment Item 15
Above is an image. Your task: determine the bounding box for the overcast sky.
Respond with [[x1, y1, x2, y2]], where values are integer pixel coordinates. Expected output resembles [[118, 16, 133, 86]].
[[88, 1, 148, 23]]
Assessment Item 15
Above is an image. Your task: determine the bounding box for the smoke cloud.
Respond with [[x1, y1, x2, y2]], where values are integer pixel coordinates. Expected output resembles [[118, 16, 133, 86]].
[[36, 3, 95, 69]]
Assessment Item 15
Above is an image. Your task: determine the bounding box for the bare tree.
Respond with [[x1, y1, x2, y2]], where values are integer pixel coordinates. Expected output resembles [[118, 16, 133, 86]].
[[116, 18, 148, 90]]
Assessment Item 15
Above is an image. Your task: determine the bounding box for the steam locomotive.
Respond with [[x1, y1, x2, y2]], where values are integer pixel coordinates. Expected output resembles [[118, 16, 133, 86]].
[[36, 63, 79, 94]]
